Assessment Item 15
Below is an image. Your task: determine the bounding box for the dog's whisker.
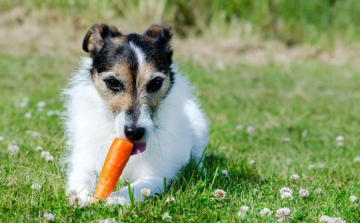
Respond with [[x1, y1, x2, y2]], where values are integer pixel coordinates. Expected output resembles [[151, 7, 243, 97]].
[[155, 125, 176, 142]]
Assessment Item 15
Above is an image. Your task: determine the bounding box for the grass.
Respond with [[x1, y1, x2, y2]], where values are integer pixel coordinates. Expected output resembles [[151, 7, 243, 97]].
[[0, 51, 359, 222]]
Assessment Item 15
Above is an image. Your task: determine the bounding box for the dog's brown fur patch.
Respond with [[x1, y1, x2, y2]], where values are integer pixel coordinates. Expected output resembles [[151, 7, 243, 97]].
[[87, 23, 174, 122], [93, 60, 170, 114]]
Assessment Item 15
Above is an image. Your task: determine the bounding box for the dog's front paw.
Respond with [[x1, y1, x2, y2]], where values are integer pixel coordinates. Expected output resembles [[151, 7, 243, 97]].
[[106, 196, 129, 206]]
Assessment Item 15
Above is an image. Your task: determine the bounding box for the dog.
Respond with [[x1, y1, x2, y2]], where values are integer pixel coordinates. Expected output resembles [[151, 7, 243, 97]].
[[63, 24, 208, 205]]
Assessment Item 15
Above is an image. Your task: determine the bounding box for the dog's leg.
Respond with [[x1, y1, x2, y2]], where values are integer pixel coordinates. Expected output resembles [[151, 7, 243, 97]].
[[107, 176, 165, 205], [66, 164, 96, 205]]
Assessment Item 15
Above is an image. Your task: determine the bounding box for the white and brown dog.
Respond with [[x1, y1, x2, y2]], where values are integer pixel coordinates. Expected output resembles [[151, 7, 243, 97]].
[[64, 24, 208, 205]]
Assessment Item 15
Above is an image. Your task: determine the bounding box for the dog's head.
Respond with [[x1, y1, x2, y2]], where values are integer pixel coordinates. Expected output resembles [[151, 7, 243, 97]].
[[83, 24, 174, 153]]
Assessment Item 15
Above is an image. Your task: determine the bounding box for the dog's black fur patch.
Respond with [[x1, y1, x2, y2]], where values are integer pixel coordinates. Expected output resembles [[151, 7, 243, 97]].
[[85, 24, 173, 83], [84, 24, 175, 124]]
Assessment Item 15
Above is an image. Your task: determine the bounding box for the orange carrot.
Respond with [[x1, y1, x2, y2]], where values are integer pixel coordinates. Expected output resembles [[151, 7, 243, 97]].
[[93, 138, 133, 202]]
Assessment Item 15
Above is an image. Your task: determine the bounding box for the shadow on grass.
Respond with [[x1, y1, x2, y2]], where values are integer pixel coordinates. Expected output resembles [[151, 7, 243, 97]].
[[167, 152, 266, 194]]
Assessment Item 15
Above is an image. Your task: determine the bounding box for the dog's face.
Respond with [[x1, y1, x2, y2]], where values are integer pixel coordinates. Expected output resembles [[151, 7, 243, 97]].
[[83, 24, 174, 153]]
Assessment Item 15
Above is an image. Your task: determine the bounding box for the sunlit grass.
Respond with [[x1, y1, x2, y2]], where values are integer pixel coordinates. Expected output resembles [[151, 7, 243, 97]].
[[0, 53, 359, 222]]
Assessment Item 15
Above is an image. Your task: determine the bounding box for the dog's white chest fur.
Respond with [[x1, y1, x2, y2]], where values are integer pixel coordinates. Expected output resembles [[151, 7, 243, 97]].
[[64, 57, 208, 205]]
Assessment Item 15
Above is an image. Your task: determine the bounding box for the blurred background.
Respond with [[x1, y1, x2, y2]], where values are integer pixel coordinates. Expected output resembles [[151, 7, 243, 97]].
[[1, 0, 360, 67]]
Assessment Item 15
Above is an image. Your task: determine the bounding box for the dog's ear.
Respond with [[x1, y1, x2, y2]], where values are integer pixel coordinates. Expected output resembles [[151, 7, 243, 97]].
[[83, 23, 121, 58], [144, 24, 172, 43], [144, 25, 173, 64], [145, 24, 171, 38]]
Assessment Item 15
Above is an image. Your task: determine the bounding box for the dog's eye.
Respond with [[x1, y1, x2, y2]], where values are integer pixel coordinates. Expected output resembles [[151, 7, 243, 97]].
[[147, 77, 163, 93], [104, 78, 123, 92]]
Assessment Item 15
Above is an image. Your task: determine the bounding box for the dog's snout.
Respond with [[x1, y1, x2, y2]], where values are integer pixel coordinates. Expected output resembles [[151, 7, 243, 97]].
[[124, 126, 145, 141]]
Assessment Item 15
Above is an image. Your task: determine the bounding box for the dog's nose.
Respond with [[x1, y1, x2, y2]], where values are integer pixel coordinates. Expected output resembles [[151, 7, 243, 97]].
[[124, 126, 145, 141]]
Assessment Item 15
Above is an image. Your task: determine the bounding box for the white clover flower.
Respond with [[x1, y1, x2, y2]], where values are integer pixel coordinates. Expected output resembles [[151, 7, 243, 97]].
[[214, 189, 226, 199], [290, 174, 300, 180], [47, 110, 56, 116], [246, 126, 255, 134], [308, 164, 325, 170], [315, 188, 322, 193], [99, 218, 116, 223], [336, 135, 344, 142], [8, 145, 19, 154], [260, 208, 272, 217], [299, 188, 310, 198], [320, 216, 347, 223], [47, 110, 61, 117], [36, 146, 43, 151], [320, 215, 333, 222], [354, 156, 360, 163], [165, 197, 175, 203], [253, 188, 259, 194], [19, 97, 29, 108], [68, 193, 90, 208], [279, 188, 293, 200], [279, 187, 293, 195], [25, 112, 32, 119], [44, 213, 54, 222], [349, 195, 358, 203], [308, 164, 316, 170], [47, 110, 54, 116], [240, 206, 249, 212], [37, 101, 46, 108], [332, 217, 346, 223], [37, 102, 45, 112], [276, 207, 290, 222], [141, 188, 151, 197], [161, 212, 172, 222], [283, 137, 291, 142], [31, 132, 41, 138], [45, 156, 54, 162], [31, 183, 41, 191], [237, 211, 247, 218], [41, 151, 51, 157], [40, 150, 54, 162], [222, 170, 228, 177], [249, 159, 255, 165], [26, 131, 41, 138], [237, 206, 249, 219], [281, 192, 293, 200], [0, 136, 3, 141], [236, 124, 243, 131]]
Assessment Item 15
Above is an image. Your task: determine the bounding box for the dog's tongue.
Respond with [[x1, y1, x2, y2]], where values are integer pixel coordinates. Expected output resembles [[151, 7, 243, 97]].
[[131, 143, 146, 155]]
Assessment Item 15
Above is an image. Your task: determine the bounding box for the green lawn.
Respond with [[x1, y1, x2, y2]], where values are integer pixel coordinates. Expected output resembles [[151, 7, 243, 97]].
[[0, 53, 359, 222]]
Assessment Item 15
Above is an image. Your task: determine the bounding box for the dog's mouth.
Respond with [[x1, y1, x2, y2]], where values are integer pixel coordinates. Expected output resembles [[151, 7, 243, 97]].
[[131, 143, 146, 155]]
